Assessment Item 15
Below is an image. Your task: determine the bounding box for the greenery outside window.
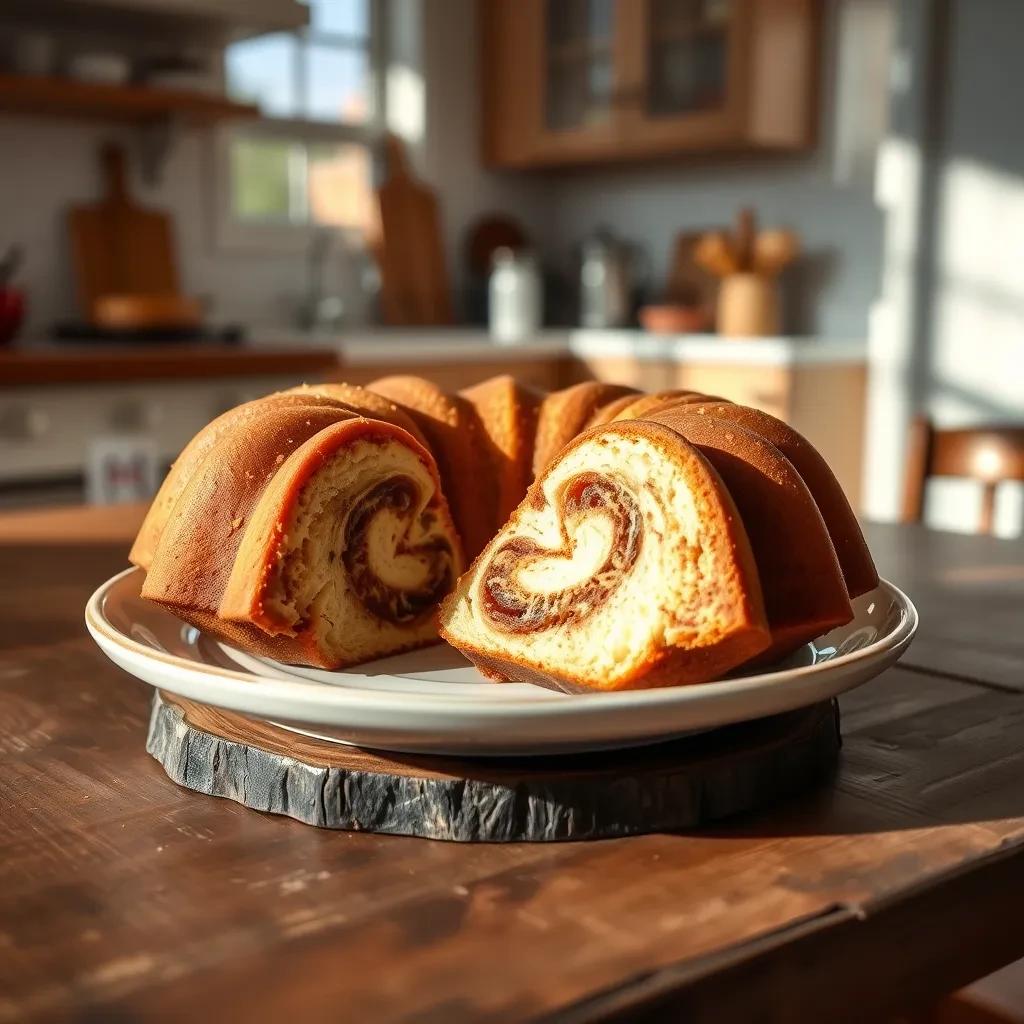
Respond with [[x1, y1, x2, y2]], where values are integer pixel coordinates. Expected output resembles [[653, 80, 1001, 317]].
[[218, 0, 385, 247]]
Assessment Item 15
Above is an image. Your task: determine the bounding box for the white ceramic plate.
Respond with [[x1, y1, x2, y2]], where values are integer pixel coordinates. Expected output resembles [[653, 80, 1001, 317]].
[[86, 568, 917, 756]]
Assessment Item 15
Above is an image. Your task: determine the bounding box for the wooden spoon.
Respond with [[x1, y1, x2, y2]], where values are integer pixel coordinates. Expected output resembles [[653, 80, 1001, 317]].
[[753, 229, 799, 277]]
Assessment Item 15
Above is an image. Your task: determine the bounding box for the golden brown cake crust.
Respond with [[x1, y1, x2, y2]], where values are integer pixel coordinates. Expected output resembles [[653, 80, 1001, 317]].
[[677, 402, 879, 599], [141, 403, 359, 614], [646, 407, 853, 662], [128, 392, 354, 571], [532, 381, 638, 476], [460, 374, 543, 527], [608, 390, 728, 422], [369, 374, 497, 560], [284, 382, 429, 448]]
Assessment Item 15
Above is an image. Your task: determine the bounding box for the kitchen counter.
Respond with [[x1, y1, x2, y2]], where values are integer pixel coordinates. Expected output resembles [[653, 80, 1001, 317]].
[[2, 332, 867, 388], [258, 328, 867, 368], [0, 344, 338, 387]]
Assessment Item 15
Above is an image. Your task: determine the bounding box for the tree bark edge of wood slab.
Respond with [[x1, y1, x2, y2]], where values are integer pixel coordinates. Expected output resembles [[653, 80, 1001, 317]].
[[146, 693, 841, 842]]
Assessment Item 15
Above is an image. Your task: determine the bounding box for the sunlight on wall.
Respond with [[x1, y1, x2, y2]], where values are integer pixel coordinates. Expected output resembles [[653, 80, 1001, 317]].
[[932, 157, 1024, 420], [867, 143, 1024, 534], [928, 156, 1024, 536], [864, 136, 923, 521]]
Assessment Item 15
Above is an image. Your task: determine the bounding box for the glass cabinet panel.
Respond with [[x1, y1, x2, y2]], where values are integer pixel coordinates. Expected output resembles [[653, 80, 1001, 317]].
[[646, 0, 731, 117], [544, 0, 615, 131]]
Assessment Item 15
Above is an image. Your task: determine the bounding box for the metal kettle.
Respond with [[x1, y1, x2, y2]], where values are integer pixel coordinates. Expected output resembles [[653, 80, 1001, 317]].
[[578, 229, 643, 329]]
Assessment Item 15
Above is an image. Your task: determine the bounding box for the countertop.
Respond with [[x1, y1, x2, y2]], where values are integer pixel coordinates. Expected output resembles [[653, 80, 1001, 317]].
[[0, 344, 338, 387], [1, 504, 1023, 1021], [2, 330, 866, 387], [273, 328, 868, 367]]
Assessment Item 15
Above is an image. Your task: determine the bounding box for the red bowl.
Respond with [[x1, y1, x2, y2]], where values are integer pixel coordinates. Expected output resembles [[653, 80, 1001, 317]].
[[0, 288, 25, 345], [639, 304, 711, 335]]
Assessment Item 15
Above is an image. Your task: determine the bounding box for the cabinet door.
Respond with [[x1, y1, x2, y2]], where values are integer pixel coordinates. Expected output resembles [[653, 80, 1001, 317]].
[[482, 0, 627, 166], [618, 0, 748, 152]]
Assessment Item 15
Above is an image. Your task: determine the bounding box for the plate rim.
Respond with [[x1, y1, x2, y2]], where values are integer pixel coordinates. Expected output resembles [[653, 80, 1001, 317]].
[[86, 566, 919, 717]]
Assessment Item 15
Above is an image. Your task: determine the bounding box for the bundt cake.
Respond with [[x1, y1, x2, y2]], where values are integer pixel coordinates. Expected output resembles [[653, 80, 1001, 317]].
[[131, 372, 876, 688]]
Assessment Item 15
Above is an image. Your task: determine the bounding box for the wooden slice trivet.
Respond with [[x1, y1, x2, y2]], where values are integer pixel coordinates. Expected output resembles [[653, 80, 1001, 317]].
[[147, 693, 840, 842]]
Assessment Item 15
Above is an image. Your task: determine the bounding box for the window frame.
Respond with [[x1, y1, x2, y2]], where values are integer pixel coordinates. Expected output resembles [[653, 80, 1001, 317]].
[[213, 0, 387, 253]]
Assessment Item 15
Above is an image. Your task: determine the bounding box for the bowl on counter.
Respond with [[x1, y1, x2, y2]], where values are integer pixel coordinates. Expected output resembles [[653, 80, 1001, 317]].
[[638, 304, 711, 335]]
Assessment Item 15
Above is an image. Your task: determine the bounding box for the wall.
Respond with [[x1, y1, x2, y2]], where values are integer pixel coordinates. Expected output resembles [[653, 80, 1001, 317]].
[[864, 0, 1024, 532], [0, 116, 317, 337]]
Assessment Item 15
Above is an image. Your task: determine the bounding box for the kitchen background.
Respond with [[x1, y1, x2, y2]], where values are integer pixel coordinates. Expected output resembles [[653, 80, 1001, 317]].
[[0, 0, 1021, 537]]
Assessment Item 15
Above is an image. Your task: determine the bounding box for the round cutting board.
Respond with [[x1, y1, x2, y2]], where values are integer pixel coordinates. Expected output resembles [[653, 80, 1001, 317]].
[[147, 692, 841, 842]]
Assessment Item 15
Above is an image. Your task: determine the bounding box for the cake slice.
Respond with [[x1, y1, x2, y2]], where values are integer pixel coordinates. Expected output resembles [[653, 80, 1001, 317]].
[[142, 403, 461, 667], [219, 419, 462, 667], [440, 420, 770, 692]]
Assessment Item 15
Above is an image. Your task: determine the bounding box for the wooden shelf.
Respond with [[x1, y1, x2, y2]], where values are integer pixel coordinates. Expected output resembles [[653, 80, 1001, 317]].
[[0, 74, 259, 124]]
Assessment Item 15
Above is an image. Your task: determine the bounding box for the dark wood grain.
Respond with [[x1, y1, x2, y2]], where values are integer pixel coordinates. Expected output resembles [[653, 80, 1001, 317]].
[[0, 346, 338, 386], [1, 505, 1024, 1022], [866, 520, 1024, 690], [147, 694, 841, 841]]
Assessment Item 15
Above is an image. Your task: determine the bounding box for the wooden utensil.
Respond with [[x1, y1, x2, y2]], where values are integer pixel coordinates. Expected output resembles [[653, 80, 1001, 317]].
[[373, 134, 453, 325], [694, 208, 800, 338], [68, 143, 183, 324], [693, 231, 739, 278], [753, 228, 800, 277]]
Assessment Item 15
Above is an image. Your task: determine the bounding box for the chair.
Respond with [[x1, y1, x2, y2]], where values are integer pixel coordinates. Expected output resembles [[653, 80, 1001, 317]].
[[902, 416, 1024, 534]]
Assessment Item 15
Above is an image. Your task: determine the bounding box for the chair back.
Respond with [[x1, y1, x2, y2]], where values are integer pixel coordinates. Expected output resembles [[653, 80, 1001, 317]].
[[902, 416, 1024, 534]]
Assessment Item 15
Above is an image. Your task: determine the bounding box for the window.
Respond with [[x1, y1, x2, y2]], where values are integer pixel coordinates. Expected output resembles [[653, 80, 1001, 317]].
[[219, 0, 384, 244]]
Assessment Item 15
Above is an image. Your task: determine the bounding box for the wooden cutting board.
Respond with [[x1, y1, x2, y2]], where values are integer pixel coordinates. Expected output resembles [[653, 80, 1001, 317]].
[[68, 143, 182, 322], [374, 134, 453, 325], [147, 691, 840, 842]]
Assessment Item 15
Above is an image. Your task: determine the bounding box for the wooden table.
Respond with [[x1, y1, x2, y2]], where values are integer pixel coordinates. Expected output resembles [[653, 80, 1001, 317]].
[[1, 505, 1023, 1023]]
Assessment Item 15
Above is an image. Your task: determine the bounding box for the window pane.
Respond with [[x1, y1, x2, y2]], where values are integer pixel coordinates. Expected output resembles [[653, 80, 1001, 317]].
[[225, 33, 298, 117], [306, 0, 369, 38], [231, 137, 298, 222], [305, 44, 370, 123], [307, 143, 375, 232]]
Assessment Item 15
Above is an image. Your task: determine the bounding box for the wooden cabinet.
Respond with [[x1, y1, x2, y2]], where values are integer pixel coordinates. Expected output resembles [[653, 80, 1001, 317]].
[[481, 0, 820, 169], [566, 353, 866, 507]]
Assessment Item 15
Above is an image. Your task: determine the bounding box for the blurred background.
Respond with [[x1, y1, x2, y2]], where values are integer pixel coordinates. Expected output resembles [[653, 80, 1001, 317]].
[[0, 0, 1020, 537]]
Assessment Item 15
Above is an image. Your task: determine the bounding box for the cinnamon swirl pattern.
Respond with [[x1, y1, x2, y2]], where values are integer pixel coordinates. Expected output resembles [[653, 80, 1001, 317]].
[[480, 473, 642, 633], [440, 422, 772, 693]]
